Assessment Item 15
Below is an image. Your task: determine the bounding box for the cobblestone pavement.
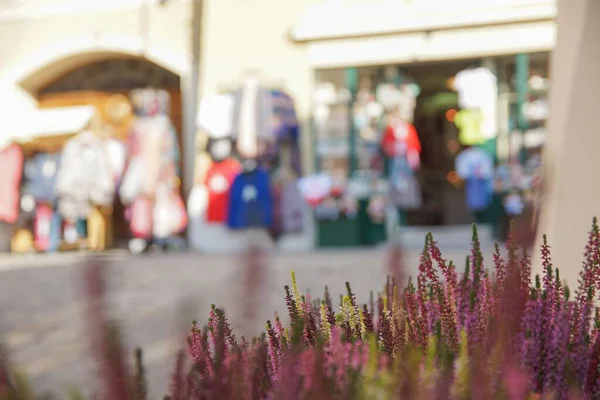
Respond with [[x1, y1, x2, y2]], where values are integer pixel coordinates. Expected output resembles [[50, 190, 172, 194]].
[[0, 230, 495, 398]]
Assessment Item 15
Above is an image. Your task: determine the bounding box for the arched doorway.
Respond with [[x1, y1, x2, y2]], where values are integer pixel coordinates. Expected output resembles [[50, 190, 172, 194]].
[[32, 57, 183, 246]]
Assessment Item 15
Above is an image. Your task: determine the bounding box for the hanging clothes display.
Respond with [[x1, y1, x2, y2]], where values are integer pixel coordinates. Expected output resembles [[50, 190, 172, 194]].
[[270, 147, 303, 238], [56, 131, 115, 222], [0, 143, 24, 224], [280, 180, 304, 233], [455, 146, 494, 212], [298, 174, 333, 208], [381, 122, 421, 160], [205, 157, 241, 223], [24, 151, 62, 252], [56, 130, 115, 251], [381, 116, 422, 210], [24, 152, 61, 206], [389, 155, 422, 210], [454, 109, 486, 146], [121, 89, 187, 246], [376, 67, 420, 122], [34, 203, 54, 252], [105, 137, 127, 185], [227, 165, 273, 229], [230, 75, 274, 158], [453, 67, 498, 140], [268, 89, 302, 175], [153, 180, 188, 239]]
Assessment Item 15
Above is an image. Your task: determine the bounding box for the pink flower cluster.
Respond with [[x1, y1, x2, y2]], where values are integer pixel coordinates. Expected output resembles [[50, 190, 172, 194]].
[[170, 220, 600, 399]]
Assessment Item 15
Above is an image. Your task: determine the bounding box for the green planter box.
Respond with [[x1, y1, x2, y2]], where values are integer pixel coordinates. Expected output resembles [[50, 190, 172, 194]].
[[357, 199, 387, 246], [317, 217, 361, 248]]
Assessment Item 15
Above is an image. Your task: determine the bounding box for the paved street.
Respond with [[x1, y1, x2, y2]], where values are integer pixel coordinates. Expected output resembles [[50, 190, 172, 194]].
[[0, 227, 496, 399]]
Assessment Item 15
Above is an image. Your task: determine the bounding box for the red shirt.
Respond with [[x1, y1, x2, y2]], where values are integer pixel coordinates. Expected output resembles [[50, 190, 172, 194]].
[[0, 144, 23, 224], [381, 123, 421, 158], [204, 158, 241, 223]]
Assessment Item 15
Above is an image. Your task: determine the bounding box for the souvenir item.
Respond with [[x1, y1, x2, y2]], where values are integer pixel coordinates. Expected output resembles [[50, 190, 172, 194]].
[[24, 152, 60, 206], [453, 67, 497, 138], [340, 195, 358, 218], [465, 178, 493, 211], [187, 184, 209, 220], [105, 138, 127, 184], [63, 222, 79, 244], [119, 156, 144, 205], [454, 109, 486, 146], [130, 196, 153, 239], [381, 122, 421, 158], [105, 93, 133, 126], [298, 174, 333, 207], [330, 173, 346, 198], [153, 185, 188, 239], [389, 156, 422, 210], [280, 181, 304, 234], [368, 195, 387, 224], [504, 192, 525, 216], [34, 203, 53, 252], [315, 197, 340, 221], [11, 228, 34, 254], [56, 131, 114, 222], [455, 147, 494, 211], [455, 147, 494, 180], [88, 206, 109, 252], [231, 76, 274, 158]]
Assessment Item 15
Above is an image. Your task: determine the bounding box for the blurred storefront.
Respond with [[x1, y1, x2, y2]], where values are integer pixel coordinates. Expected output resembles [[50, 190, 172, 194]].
[[0, 0, 557, 252], [0, 0, 192, 253], [280, 0, 554, 246]]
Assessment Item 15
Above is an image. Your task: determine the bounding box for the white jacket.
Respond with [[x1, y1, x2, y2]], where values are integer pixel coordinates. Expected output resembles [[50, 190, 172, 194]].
[[56, 131, 115, 221]]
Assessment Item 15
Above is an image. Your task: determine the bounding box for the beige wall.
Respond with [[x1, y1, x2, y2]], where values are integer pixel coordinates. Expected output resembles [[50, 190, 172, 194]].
[[535, 0, 600, 288], [0, 1, 191, 136], [200, 0, 321, 174]]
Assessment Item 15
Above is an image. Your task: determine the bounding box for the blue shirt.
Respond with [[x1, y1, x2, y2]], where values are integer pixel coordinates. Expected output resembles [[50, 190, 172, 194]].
[[465, 178, 492, 211], [227, 167, 273, 229], [24, 152, 61, 205]]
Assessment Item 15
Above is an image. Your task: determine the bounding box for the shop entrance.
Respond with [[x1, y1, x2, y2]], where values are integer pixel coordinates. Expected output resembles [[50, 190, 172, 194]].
[[399, 59, 476, 226], [33, 57, 182, 246]]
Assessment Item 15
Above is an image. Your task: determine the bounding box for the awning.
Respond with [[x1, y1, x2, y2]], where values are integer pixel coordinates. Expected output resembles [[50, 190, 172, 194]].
[[292, 0, 557, 69], [16, 105, 96, 141], [304, 20, 556, 69], [13, 105, 97, 152], [291, 0, 556, 42]]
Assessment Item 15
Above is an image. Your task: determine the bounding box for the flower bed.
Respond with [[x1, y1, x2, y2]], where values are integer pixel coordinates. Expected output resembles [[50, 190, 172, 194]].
[[2, 221, 600, 399]]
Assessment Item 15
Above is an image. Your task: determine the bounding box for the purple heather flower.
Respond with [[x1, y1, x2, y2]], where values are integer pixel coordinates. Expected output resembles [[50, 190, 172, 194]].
[[188, 323, 204, 364], [572, 299, 593, 389], [520, 295, 544, 392], [544, 302, 573, 399]]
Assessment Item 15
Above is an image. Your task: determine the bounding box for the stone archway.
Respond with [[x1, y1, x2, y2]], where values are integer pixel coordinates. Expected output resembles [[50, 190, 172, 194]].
[[24, 55, 186, 246]]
